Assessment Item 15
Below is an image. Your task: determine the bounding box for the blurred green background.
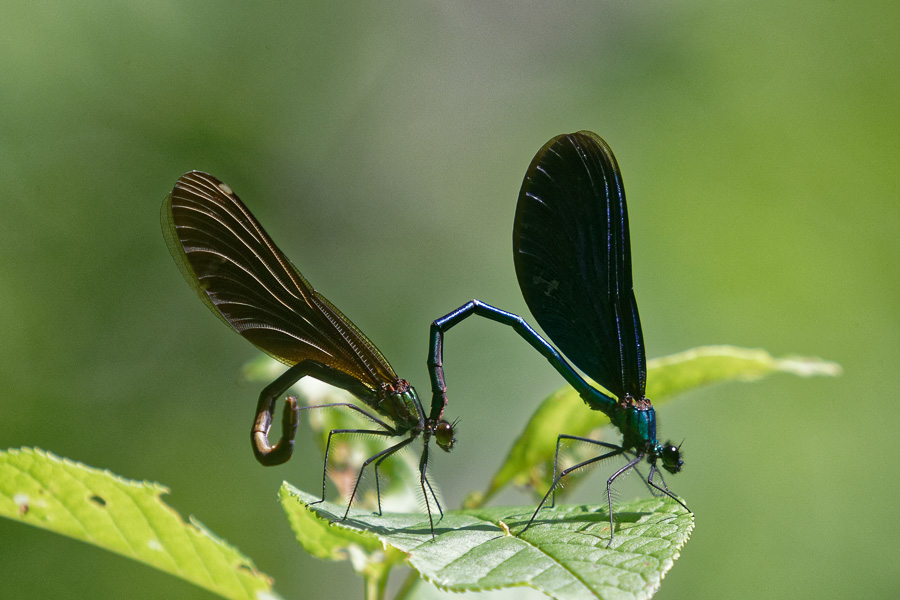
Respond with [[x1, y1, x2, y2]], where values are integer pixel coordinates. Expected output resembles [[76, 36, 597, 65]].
[[1, 1, 897, 598]]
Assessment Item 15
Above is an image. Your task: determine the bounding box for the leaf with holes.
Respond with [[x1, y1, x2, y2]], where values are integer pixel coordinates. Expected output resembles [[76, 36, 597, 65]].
[[0, 448, 281, 600]]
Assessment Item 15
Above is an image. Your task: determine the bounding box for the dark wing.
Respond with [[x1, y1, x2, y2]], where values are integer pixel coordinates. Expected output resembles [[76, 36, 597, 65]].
[[161, 171, 397, 390], [513, 131, 646, 400]]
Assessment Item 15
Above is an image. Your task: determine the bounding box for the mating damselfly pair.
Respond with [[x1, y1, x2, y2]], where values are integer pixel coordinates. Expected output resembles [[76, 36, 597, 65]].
[[161, 131, 690, 544]]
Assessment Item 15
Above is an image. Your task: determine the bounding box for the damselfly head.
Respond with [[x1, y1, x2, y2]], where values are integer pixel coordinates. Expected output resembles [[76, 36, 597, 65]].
[[434, 419, 456, 452], [660, 441, 684, 474]]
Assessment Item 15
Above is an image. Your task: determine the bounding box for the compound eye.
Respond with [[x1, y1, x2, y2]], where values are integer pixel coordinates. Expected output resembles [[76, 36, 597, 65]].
[[434, 421, 455, 451], [662, 443, 683, 473]]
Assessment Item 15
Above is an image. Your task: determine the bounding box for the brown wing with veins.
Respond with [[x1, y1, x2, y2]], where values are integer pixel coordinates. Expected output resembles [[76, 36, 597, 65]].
[[161, 170, 397, 391]]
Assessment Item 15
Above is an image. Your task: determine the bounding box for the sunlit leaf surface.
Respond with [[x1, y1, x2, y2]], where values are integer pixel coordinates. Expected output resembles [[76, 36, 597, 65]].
[[282, 484, 692, 600], [0, 448, 282, 600]]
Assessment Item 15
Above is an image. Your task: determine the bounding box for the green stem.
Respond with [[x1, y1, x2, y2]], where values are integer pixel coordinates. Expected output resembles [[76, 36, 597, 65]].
[[393, 568, 420, 600], [363, 571, 388, 600]]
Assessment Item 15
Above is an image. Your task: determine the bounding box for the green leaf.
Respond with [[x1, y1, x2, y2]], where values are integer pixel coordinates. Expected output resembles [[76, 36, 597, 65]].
[[282, 484, 693, 600], [476, 346, 841, 505], [0, 448, 282, 600], [644, 345, 841, 399], [280, 484, 405, 599]]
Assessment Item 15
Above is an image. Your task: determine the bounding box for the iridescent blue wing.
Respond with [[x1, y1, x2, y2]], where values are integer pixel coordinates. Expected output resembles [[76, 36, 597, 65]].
[[513, 131, 646, 400]]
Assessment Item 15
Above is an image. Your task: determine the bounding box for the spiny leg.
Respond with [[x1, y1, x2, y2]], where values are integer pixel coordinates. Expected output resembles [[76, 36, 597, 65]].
[[605, 454, 644, 546], [371, 439, 424, 517], [646, 464, 670, 493], [372, 453, 388, 516], [342, 435, 416, 520], [647, 464, 691, 514], [422, 473, 443, 519], [518, 446, 624, 536], [417, 441, 441, 539], [549, 434, 623, 509], [633, 466, 659, 497], [294, 402, 398, 508], [311, 427, 396, 508], [297, 402, 397, 431]]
